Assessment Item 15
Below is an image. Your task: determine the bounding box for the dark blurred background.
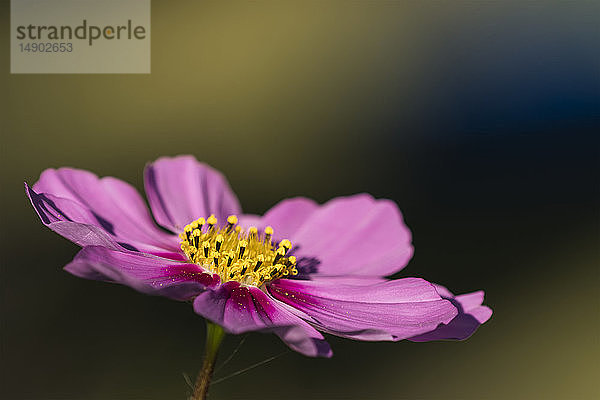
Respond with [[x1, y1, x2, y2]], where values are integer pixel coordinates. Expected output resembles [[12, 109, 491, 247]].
[[1, 1, 599, 399]]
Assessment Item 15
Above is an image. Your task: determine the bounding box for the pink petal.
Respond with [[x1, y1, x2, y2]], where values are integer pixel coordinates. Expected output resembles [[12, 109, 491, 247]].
[[65, 246, 218, 301], [236, 214, 262, 228], [144, 155, 241, 233], [269, 277, 458, 341], [31, 168, 179, 253], [283, 194, 413, 277], [193, 282, 332, 357], [238, 197, 319, 238], [408, 284, 493, 342], [27, 184, 123, 251]]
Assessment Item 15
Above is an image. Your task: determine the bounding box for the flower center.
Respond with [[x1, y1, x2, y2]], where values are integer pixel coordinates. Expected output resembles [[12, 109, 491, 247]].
[[179, 214, 298, 286]]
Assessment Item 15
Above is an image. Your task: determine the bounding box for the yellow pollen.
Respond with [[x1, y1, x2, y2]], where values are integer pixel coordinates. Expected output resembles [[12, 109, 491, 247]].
[[207, 214, 218, 226], [280, 239, 291, 251], [202, 241, 210, 258], [179, 215, 297, 286], [215, 234, 224, 251]]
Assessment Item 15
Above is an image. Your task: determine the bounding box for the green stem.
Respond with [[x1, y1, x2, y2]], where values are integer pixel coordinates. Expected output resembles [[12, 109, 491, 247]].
[[191, 322, 225, 400]]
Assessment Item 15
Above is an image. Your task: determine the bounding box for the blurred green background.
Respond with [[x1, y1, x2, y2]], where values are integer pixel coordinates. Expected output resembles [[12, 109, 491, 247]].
[[1, 1, 599, 399]]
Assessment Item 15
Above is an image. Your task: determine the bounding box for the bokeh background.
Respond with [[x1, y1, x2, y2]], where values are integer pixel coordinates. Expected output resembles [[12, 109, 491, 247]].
[[1, 1, 599, 399]]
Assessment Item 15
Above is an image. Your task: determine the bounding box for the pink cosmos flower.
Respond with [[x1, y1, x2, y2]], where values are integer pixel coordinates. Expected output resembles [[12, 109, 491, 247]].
[[26, 155, 492, 358]]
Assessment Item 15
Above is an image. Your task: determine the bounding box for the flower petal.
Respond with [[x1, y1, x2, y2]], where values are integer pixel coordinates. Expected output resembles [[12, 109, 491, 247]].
[[238, 197, 319, 239], [144, 155, 241, 233], [269, 277, 458, 341], [288, 194, 413, 277], [27, 183, 123, 250], [193, 282, 332, 357], [65, 246, 219, 301], [31, 168, 180, 253], [236, 213, 262, 228], [408, 285, 493, 342]]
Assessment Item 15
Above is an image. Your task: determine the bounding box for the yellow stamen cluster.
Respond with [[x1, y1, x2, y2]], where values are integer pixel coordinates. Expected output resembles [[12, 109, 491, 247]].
[[179, 214, 298, 286]]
